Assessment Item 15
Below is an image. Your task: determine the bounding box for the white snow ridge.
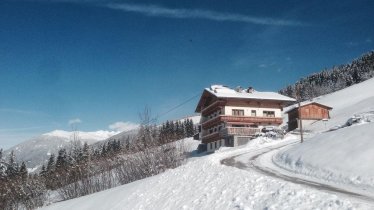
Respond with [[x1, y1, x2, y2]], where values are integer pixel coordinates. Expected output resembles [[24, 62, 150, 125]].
[[43, 130, 119, 141]]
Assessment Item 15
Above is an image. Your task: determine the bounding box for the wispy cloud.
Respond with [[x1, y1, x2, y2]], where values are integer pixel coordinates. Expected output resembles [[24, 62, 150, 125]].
[[68, 118, 82, 126], [0, 126, 47, 133], [0, 108, 42, 115], [109, 121, 139, 132], [106, 3, 304, 26], [258, 64, 268, 68], [346, 38, 373, 47]]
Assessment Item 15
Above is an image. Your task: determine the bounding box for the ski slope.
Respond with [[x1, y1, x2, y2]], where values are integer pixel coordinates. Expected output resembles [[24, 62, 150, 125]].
[[275, 78, 374, 190]]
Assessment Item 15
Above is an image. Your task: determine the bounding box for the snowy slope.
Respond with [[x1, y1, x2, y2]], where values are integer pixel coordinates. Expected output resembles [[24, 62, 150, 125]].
[[276, 77, 374, 189], [4, 130, 118, 170], [288, 77, 374, 131], [42, 136, 370, 210]]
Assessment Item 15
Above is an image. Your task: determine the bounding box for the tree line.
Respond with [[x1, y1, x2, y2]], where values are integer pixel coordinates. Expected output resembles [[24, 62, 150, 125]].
[[279, 51, 374, 100], [0, 117, 196, 209]]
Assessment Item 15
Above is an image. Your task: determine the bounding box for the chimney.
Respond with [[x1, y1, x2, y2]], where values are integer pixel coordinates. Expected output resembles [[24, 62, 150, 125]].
[[247, 86, 254, 93], [235, 86, 243, 92]]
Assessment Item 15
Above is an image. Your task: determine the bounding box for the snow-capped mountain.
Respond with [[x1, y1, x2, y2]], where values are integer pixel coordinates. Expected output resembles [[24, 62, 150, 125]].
[[42, 130, 119, 144], [4, 130, 119, 171]]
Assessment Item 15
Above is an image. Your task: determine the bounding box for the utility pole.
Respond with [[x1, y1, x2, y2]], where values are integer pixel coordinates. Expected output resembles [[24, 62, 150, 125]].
[[296, 85, 304, 143]]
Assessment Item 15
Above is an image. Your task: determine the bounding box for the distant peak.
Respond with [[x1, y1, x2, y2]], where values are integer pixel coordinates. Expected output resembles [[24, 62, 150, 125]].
[[43, 130, 119, 141]]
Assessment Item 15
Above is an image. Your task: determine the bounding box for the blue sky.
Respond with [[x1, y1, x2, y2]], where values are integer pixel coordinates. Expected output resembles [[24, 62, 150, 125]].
[[1, 0, 373, 148]]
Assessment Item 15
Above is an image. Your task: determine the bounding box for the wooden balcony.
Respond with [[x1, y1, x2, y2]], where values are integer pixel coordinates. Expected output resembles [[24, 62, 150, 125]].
[[201, 132, 220, 143], [202, 115, 283, 129], [220, 127, 261, 137], [201, 127, 261, 143], [201, 116, 222, 129], [201, 100, 226, 116]]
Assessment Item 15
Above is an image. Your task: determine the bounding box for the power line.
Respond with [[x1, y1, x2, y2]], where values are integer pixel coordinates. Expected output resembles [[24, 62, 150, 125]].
[[154, 92, 200, 120], [110, 92, 200, 137]]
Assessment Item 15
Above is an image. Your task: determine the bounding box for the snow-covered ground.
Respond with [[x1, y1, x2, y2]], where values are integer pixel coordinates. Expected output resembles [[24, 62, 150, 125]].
[[275, 78, 374, 193], [41, 136, 371, 210]]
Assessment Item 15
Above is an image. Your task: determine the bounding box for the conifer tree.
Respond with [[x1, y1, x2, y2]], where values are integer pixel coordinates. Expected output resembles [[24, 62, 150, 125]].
[[40, 165, 47, 178], [19, 161, 28, 181], [55, 149, 68, 170], [0, 148, 6, 179], [6, 150, 19, 178], [82, 142, 90, 162], [46, 154, 55, 173]]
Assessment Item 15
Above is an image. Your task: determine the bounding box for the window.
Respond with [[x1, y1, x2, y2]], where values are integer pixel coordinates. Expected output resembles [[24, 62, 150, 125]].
[[251, 110, 256, 117], [263, 111, 275, 117], [232, 109, 244, 116]]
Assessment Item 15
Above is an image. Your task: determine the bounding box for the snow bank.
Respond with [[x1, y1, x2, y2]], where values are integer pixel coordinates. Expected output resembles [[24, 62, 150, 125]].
[[42, 136, 368, 210], [276, 78, 374, 190], [275, 122, 374, 189]]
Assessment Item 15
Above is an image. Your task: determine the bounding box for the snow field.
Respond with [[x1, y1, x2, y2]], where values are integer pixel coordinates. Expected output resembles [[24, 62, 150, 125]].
[[275, 78, 374, 194], [42, 136, 370, 210]]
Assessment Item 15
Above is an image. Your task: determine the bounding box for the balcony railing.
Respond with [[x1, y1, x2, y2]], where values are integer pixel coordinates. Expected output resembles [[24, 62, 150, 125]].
[[201, 132, 220, 142], [201, 127, 261, 143], [202, 115, 283, 129], [220, 127, 261, 137]]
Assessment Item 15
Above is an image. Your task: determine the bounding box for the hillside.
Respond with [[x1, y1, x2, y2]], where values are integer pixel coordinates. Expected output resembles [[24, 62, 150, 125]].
[[275, 77, 374, 189], [280, 51, 374, 100], [42, 136, 370, 210]]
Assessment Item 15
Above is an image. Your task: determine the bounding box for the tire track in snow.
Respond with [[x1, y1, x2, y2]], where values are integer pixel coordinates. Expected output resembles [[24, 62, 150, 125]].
[[221, 142, 374, 204]]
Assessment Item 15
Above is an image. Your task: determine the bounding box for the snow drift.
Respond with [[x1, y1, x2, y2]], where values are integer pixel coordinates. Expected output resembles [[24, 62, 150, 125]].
[[276, 77, 374, 189]]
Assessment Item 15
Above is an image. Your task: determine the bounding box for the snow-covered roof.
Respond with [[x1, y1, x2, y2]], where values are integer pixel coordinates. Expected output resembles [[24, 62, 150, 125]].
[[284, 101, 333, 113], [205, 85, 296, 102]]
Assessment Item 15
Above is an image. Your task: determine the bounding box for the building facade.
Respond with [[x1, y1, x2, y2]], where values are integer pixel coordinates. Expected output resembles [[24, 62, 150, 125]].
[[195, 85, 295, 152], [286, 102, 332, 131]]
